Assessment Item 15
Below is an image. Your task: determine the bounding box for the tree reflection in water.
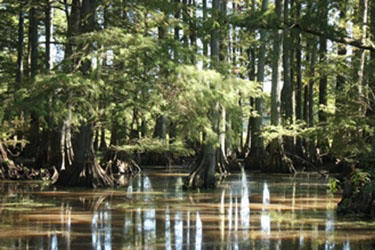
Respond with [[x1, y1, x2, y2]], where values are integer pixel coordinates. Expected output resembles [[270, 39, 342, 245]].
[[0, 172, 375, 249], [261, 182, 271, 235], [195, 211, 202, 250]]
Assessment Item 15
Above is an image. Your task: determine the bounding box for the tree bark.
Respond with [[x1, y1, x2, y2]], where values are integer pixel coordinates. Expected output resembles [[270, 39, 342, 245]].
[[55, 125, 113, 187], [281, 0, 293, 126], [16, 3, 24, 88], [358, 0, 369, 101], [154, 116, 167, 140], [55, 0, 115, 188], [99, 127, 107, 151], [29, 0, 38, 78], [246, 0, 268, 170], [294, 0, 304, 156], [45, 0, 53, 71], [308, 39, 318, 162], [318, 0, 328, 150], [369, 0, 375, 154], [185, 0, 229, 189], [271, 0, 283, 128], [263, 0, 294, 173], [332, 1, 348, 155]]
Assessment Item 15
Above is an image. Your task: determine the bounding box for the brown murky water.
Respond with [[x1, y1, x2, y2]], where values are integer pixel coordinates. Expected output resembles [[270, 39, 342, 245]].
[[0, 169, 374, 249]]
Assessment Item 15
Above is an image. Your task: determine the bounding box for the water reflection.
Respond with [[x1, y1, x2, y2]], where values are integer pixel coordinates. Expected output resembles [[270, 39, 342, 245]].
[[174, 211, 183, 250], [91, 207, 112, 250], [195, 211, 202, 250], [240, 170, 250, 229], [263, 182, 270, 205], [51, 232, 57, 250], [325, 210, 335, 250], [261, 182, 271, 235], [0, 172, 375, 249], [165, 206, 171, 250]]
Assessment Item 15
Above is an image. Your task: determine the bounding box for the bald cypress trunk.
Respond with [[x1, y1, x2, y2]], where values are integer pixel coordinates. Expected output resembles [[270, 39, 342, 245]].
[[332, 1, 348, 157], [29, 1, 38, 78], [16, 3, 24, 88], [264, 0, 294, 173], [45, 0, 53, 71], [26, 0, 40, 164], [318, 0, 328, 152], [369, 0, 375, 154], [308, 39, 318, 162], [55, 0, 114, 188], [357, 0, 369, 108], [294, 0, 304, 156], [246, 0, 268, 170], [185, 0, 229, 189]]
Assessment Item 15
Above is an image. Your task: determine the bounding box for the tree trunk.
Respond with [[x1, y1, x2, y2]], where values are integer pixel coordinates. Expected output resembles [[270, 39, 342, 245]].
[[94, 128, 99, 150], [294, 0, 304, 156], [154, 116, 167, 140], [25, 0, 40, 163], [110, 123, 118, 146], [318, 0, 328, 151], [244, 0, 257, 153], [185, 0, 230, 189], [99, 127, 107, 151], [358, 0, 369, 103], [264, 0, 294, 173], [55, 0, 115, 188], [29, 1, 38, 78], [174, 0, 180, 61], [55, 125, 113, 187], [45, 0, 53, 71], [332, 1, 348, 156], [16, 4, 24, 88], [308, 39, 318, 162], [246, 0, 268, 170], [189, 0, 197, 64], [281, 0, 293, 127], [369, 0, 375, 154]]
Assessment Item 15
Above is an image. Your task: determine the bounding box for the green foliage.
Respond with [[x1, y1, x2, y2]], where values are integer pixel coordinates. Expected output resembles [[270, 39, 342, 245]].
[[262, 121, 310, 146], [170, 65, 262, 145], [112, 138, 194, 157], [350, 168, 374, 196], [328, 177, 341, 193]]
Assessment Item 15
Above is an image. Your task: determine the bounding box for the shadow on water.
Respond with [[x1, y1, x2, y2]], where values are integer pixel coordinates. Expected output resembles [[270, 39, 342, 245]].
[[0, 170, 375, 249]]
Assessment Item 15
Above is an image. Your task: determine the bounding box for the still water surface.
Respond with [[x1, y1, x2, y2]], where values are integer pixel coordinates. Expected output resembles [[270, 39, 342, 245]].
[[0, 169, 374, 249]]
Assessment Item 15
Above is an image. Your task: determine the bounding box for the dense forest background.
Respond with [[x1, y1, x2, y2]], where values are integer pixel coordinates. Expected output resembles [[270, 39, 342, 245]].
[[0, 0, 374, 217]]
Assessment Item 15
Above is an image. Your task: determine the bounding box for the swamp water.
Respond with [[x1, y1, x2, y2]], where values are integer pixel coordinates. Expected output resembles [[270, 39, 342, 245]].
[[0, 170, 374, 249]]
